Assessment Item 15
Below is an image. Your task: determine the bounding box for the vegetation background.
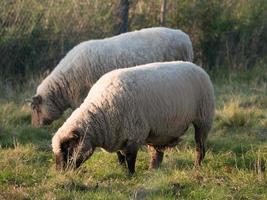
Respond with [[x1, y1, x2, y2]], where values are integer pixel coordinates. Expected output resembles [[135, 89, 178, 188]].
[[0, 0, 266, 199]]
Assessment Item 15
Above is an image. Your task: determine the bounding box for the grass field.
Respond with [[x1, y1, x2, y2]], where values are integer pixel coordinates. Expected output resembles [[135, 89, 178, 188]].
[[0, 64, 266, 199]]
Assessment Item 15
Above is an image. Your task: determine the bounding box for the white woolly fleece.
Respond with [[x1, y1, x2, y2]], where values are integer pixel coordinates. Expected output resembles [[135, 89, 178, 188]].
[[52, 61, 215, 155], [36, 27, 193, 121]]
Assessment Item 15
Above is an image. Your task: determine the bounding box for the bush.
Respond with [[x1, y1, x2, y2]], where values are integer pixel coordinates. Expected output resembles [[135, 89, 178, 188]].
[[0, 0, 266, 81]]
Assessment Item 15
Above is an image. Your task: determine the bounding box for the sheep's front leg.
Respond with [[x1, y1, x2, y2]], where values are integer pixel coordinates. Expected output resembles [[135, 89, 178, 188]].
[[149, 146, 164, 169], [116, 151, 126, 166], [124, 142, 139, 175]]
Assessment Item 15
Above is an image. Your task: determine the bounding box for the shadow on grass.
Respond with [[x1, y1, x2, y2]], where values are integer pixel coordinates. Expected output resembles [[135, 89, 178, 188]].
[[208, 132, 267, 154], [132, 182, 187, 199], [57, 180, 99, 192], [165, 157, 194, 171], [0, 126, 52, 149], [164, 134, 266, 172], [95, 171, 130, 181], [0, 102, 71, 149], [181, 129, 265, 155]]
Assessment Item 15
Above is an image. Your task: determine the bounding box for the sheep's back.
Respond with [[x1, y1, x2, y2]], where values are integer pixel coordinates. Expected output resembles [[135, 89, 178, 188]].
[[87, 61, 214, 137], [37, 27, 193, 104], [52, 27, 192, 79]]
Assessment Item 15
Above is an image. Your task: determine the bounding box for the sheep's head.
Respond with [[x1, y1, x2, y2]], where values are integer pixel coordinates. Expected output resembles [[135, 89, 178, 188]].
[[26, 94, 63, 127], [53, 129, 94, 171]]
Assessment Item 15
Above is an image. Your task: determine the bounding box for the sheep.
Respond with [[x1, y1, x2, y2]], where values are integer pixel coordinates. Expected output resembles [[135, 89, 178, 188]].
[[52, 61, 215, 175], [27, 27, 193, 127]]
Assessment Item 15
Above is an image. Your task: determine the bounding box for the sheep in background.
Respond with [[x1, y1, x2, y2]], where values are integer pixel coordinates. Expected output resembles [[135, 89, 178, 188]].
[[52, 61, 215, 175], [28, 27, 193, 127]]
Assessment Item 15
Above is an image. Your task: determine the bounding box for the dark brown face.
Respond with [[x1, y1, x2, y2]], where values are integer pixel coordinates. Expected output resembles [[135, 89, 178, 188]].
[[55, 130, 94, 171], [30, 95, 59, 127], [30, 95, 50, 127], [31, 106, 53, 127]]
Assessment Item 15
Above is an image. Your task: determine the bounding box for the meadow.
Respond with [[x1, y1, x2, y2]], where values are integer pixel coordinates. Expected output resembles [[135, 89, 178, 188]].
[[0, 0, 266, 199], [0, 63, 266, 199]]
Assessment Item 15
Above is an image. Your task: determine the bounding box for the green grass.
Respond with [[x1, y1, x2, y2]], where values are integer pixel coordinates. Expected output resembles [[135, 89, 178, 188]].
[[0, 65, 266, 199]]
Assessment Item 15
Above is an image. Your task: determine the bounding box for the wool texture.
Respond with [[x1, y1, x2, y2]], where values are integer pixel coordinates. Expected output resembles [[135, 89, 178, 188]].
[[35, 27, 193, 124], [52, 61, 214, 159]]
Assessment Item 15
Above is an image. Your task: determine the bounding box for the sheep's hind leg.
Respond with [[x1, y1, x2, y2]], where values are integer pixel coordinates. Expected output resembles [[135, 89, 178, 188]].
[[124, 142, 139, 175], [117, 151, 126, 166], [193, 123, 210, 166], [149, 146, 164, 169]]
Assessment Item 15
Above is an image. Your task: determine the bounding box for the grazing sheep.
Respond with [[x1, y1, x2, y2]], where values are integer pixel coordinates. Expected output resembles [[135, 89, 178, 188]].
[[28, 27, 193, 127], [52, 61, 215, 175]]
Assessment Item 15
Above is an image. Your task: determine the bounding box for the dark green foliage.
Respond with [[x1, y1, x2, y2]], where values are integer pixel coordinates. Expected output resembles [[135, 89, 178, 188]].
[[0, 0, 116, 81], [0, 0, 266, 82], [167, 0, 267, 69]]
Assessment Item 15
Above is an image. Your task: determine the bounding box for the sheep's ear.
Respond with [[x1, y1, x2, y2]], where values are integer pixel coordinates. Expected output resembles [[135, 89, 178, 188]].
[[32, 95, 42, 105], [72, 129, 81, 141], [60, 131, 80, 154], [25, 98, 33, 106]]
